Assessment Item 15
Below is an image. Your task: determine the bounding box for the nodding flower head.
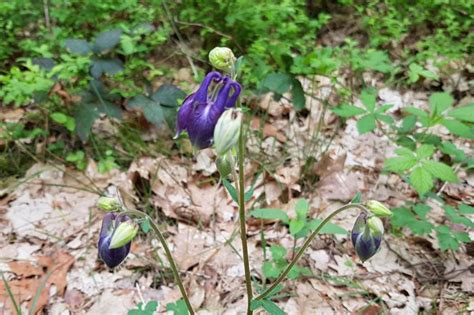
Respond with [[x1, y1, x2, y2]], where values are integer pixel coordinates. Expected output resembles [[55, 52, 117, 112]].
[[351, 212, 384, 262], [98, 212, 135, 268], [175, 71, 241, 149]]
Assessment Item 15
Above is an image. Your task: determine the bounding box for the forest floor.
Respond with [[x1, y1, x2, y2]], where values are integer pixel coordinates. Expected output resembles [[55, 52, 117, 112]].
[[1, 70, 473, 314]]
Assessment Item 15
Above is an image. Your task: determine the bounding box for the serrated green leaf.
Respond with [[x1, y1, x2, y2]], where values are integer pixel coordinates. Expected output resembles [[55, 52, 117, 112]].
[[413, 204, 431, 219], [459, 205, 474, 214], [289, 219, 305, 235], [423, 161, 458, 182], [441, 118, 474, 139], [360, 89, 376, 112], [400, 115, 417, 133], [410, 166, 433, 194], [375, 113, 394, 124], [90, 58, 124, 78], [152, 84, 186, 107], [291, 78, 305, 110], [270, 245, 286, 261], [128, 95, 165, 127], [75, 103, 100, 141], [165, 299, 189, 315], [362, 50, 393, 73], [250, 209, 289, 223], [94, 28, 122, 53], [404, 107, 429, 118], [64, 39, 91, 55], [261, 73, 293, 95], [356, 114, 376, 134], [331, 104, 366, 118], [447, 104, 474, 122], [384, 156, 417, 173], [295, 198, 309, 220], [440, 141, 466, 162], [262, 261, 280, 279], [429, 92, 453, 115], [416, 144, 435, 160]]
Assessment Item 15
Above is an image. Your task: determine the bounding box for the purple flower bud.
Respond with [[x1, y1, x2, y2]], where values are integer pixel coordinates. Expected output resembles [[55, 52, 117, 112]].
[[351, 212, 383, 262], [176, 71, 241, 149], [98, 212, 132, 268]]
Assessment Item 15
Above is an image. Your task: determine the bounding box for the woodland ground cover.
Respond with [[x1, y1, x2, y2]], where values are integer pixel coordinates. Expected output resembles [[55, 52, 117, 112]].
[[0, 1, 473, 314]]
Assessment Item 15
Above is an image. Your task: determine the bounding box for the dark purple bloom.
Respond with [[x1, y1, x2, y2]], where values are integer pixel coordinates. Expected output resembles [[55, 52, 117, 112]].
[[98, 212, 132, 268], [176, 71, 241, 149], [351, 212, 383, 262]]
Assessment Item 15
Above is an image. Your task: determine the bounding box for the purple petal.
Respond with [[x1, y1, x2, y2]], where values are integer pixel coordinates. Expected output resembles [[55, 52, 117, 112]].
[[98, 213, 132, 268], [194, 71, 222, 103], [175, 93, 195, 137]]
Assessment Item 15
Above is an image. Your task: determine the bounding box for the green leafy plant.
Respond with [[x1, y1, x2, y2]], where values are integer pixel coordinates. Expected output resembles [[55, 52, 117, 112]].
[[128, 300, 158, 315]]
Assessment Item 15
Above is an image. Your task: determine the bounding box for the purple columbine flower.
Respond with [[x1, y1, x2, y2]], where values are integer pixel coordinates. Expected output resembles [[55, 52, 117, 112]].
[[176, 71, 241, 149], [98, 212, 132, 268], [351, 212, 384, 262]]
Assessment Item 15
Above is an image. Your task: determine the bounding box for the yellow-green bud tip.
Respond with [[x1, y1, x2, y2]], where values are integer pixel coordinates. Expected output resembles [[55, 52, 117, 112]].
[[367, 216, 384, 236], [209, 47, 236, 71], [365, 200, 392, 217], [109, 222, 138, 249], [97, 196, 121, 211]]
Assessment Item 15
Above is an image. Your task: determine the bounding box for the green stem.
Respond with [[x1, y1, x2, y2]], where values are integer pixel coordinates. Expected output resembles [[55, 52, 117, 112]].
[[255, 203, 367, 301], [123, 210, 195, 315], [238, 121, 253, 315]]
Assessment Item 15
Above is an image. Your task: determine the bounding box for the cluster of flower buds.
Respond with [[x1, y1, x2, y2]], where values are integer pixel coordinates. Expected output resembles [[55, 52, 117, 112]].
[[351, 200, 392, 262], [97, 198, 138, 268]]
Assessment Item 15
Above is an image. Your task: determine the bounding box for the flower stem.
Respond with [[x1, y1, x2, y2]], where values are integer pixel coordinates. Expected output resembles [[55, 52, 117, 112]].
[[255, 203, 367, 301], [238, 120, 253, 315], [123, 210, 195, 314]]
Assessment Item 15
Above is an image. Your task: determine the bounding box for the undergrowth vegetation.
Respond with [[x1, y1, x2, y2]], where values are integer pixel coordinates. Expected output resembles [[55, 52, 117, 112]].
[[0, 0, 472, 313]]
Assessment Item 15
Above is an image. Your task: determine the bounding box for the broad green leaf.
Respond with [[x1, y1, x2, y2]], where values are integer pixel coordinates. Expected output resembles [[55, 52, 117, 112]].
[[262, 262, 280, 279], [128, 300, 158, 315], [413, 204, 431, 219], [128, 95, 165, 127], [435, 226, 460, 251], [384, 156, 417, 173], [165, 299, 189, 315], [395, 147, 416, 157], [291, 78, 306, 110], [120, 35, 135, 55], [75, 103, 100, 141], [250, 209, 289, 223], [289, 219, 305, 235], [152, 84, 186, 107], [250, 300, 264, 311], [64, 39, 91, 55], [51, 112, 68, 124], [423, 161, 458, 182], [416, 144, 435, 160], [400, 115, 417, 133], [222, 178, 238, 204], [375, 113, 394, 124], [356, 114, 376, 134], [404, 107, 429, 118], [307, 218, 346, 234], [360, 89, 376, 112], [440, 141, 465, 162], [362, 50, 393, 73], [261, 300, 285, 315], [429, 92, 453, 115], [270, 245, 286, 261], [295, 198, 309, 220], [94, 28, 122, 53], [447, 104, 474, 122], [90, 58, 124, 78], [441, 119, 474, 139], [140, 217, 150, 233], [410, 166, 433, 194], [459, 205, 474, 215], [261, 73, 293, 95], [331, 104, 365, 118]]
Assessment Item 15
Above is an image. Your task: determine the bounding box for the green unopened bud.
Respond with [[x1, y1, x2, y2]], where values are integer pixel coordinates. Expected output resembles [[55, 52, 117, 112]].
[[209, 47, 236, 71], [97, 196, 121, 211], [109, 221, 138, 249], [367, 216, 384, 236], [216, 154, 233, 178], [365, 200, 392, 217], [214, 109, 242, 156]]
